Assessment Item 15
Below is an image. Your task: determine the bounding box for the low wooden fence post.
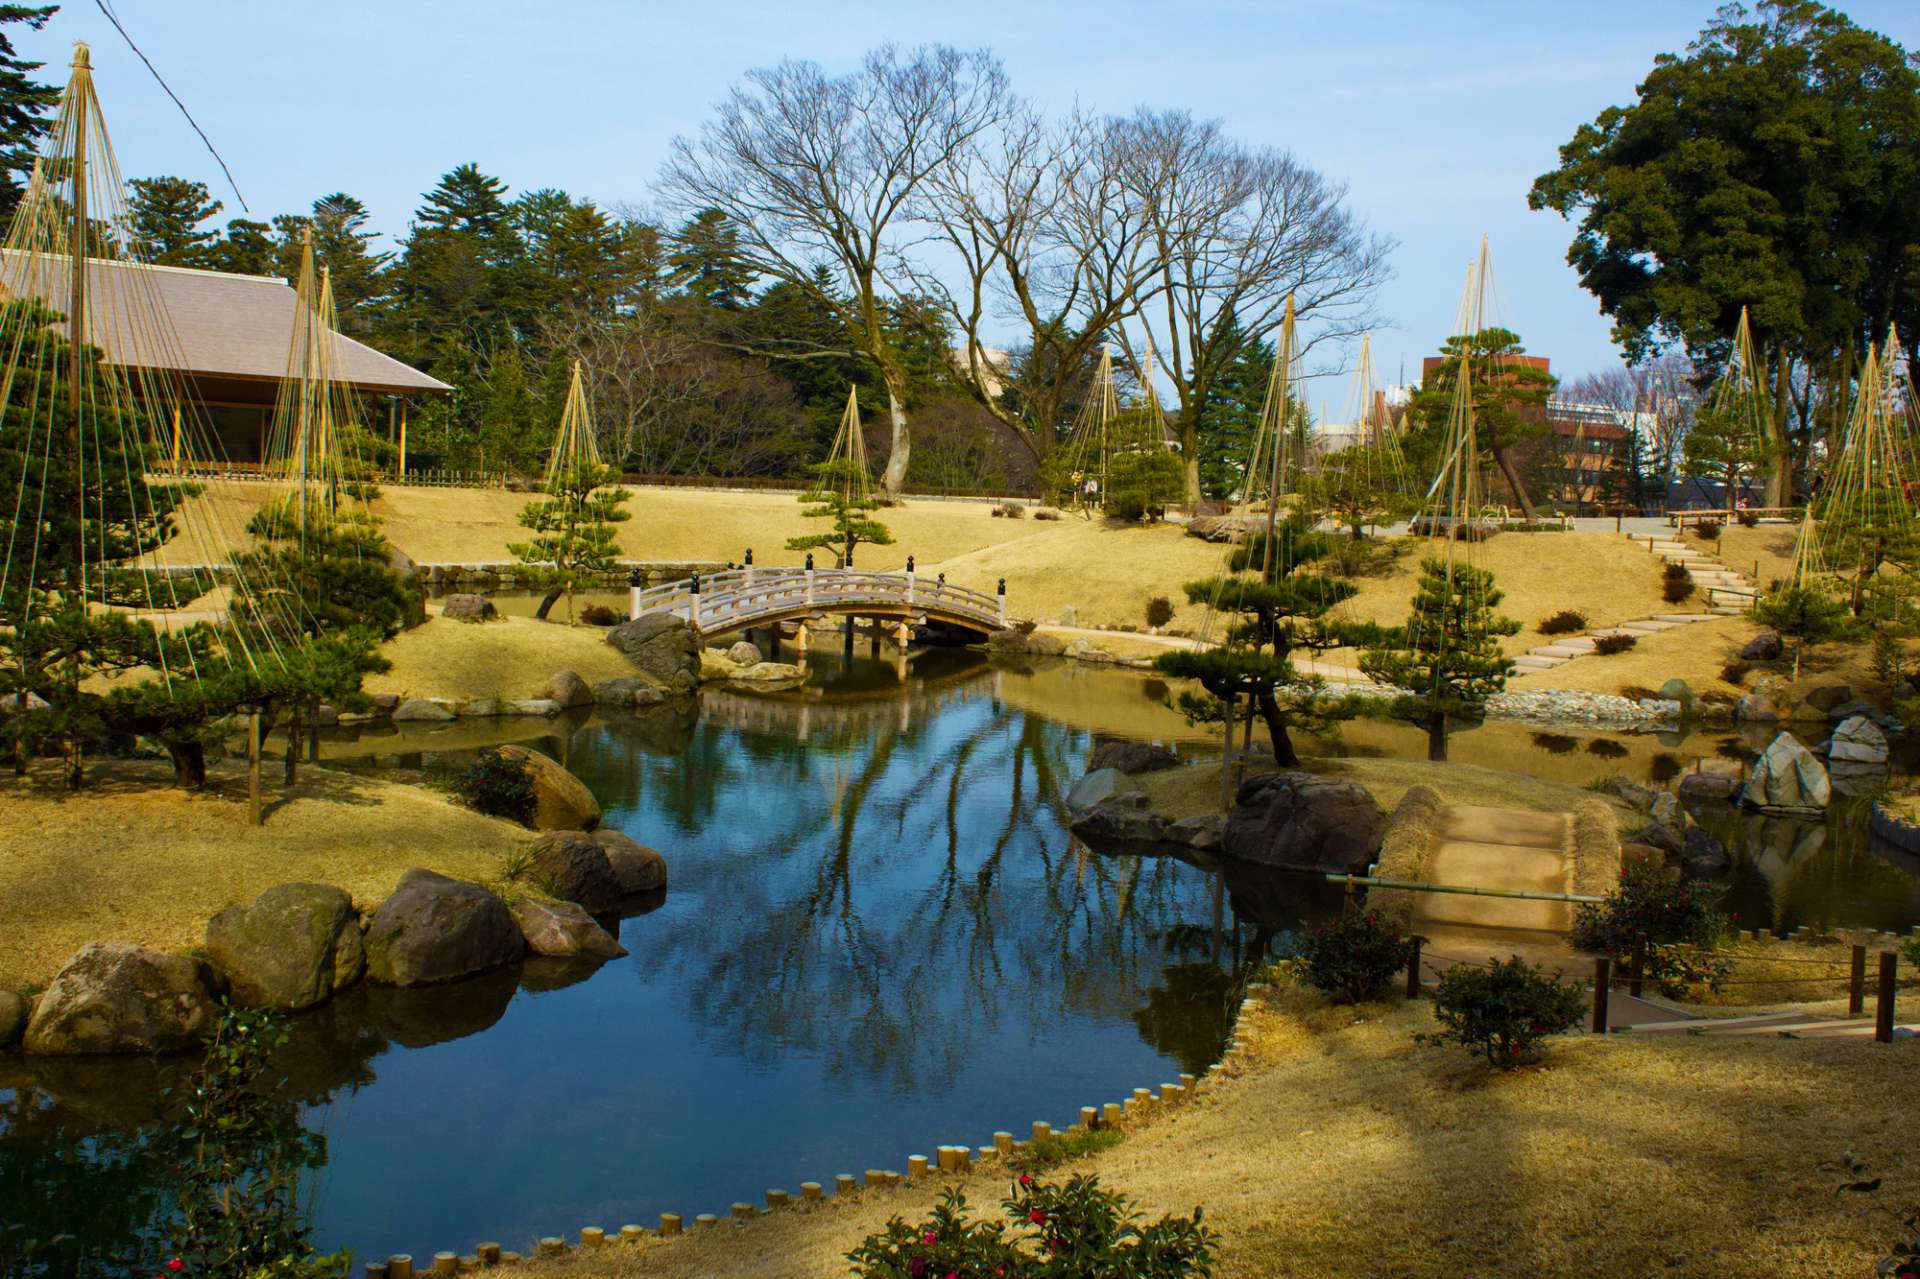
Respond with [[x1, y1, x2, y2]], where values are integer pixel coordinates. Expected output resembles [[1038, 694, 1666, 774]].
[[1874, 952, 1897, 1044], [1849, 943, 1867, 1017], [1592, 957, 1611, 1034], [1405, 937, 1424, 998]]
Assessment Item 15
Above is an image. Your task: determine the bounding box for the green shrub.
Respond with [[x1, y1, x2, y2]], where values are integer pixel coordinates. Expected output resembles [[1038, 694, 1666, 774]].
[[1033, 507, 1063, 521], [1662, 561, 1695, 604], [1013, 1127, 1123, 1173], [1643, 942, 1734, 998], [1903, 934, 1920, 970], [1592, 633, 1638, 655], [847, 1176, 1216, 1279], [1145, 596, 1174, 629], [1290, 910, 1415, 1004], [455, 747, 537, 825], [1693, 519, 1723, 540], [578, 602, 622, 626], [1424, 955, 1586, 1069], [1572, 854, 1728, 980], [1538, 609, 1587, 635], [1736, 509, 1760, 528]]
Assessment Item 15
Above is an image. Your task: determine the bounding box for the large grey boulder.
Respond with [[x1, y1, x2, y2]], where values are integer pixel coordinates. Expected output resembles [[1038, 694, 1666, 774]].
[[1739, 631, 1783, 662], [1222, 771, 1385, 872], [1681, 827, 1731, 877], [592, 829, 668, 895], [1088, 740, 1179, 775], [364, 870, 523, 986], [1658, 678, 1695, 714], [1735, 693, 1780, 723], [524, 831, 623, 912], [1743, 732, 1831, 813], [729, 661, 806, 683], [492, 744, 600, 831], [24, 943, 222, 1055], [1066, 767, 1143, 813], [607, 613, 701, 694], [547, 670, 594, 709], [1803, 684, 1854, 714], [1602, 775, 1658, 813], [440, 593, 497, 623], [1633, 821, 1685, 856], [204, 883, 364, 1010], [1068, 794, 1167, 847], [1677, 772, 1742, 806], [509, 898, 626, 960], [1167, 814, 1225, 852], [393, 698, 456, 722], [1828, 715, 1889, 765], [727, 640, 763, 666], [0, 989, 26, 1047], [593, 677, 666, 708]]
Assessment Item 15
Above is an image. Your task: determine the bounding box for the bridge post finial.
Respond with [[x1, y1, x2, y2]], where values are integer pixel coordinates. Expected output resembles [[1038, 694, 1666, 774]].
[[997, 577, 1007, 625], [628, 566, 642, 620]]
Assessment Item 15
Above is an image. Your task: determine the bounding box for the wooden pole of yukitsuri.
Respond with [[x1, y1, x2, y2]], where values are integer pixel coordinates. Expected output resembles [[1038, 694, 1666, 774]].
[[169, 405, 183, 469], [398, 402, 408, 477], [246, 708, 262, 825], [1874, 951, 1897, 1043]]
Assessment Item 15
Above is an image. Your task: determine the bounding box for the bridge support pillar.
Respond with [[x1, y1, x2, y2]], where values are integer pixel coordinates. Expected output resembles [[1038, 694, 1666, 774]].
[[894, 621, 913, 651], [793, 622, 810, 658]]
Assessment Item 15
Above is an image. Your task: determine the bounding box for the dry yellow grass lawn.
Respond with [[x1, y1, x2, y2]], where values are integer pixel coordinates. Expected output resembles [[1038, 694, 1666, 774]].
[[932, 519, 1228, 630], [0, 758, 527, 990], [1136, 754, 1636, 823], [1706, 522, 1801, 588], [1336, 532, 1672, 657], [512, 985, 1909, 1279], [1508, 615, 1759, 696], [368, 608, 638, 703]]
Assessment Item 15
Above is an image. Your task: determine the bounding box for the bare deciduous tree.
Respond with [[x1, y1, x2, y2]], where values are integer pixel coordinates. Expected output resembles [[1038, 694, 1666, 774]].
[[661, 44, 1012, 494], [1561, 352, 1699, 486], [1104, 110, 1395, 504]]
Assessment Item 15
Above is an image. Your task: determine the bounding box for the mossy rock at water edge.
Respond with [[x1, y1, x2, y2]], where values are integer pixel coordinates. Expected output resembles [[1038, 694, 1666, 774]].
[[204, 882, 364, 1011], [364, 870, 525, 987]]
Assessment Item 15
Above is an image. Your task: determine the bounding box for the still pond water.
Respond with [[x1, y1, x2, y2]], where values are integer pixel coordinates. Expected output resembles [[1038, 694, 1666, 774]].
[[2, 651, 1917, 1273]]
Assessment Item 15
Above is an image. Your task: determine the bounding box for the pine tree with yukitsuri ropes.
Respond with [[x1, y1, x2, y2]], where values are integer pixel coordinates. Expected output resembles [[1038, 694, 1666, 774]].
[[1154, 520, 1383, 768], [1361, 558, 1520, 762]]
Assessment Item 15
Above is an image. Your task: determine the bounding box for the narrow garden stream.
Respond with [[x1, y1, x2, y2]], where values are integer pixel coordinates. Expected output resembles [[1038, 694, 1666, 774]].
[[2, 653, 1916, 1273]]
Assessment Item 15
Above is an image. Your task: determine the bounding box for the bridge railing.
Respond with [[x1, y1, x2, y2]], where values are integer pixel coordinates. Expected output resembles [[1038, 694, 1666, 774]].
[[628, 566, 1005, 631]]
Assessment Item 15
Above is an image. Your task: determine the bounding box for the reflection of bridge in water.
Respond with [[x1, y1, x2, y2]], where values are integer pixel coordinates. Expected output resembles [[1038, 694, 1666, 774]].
[[698, 657, 1001, 740], [629, 565, 1008, 652]]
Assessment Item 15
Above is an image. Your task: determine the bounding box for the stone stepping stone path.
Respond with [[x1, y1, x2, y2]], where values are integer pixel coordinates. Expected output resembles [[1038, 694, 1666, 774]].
[[1509, 534, 1759, 676]]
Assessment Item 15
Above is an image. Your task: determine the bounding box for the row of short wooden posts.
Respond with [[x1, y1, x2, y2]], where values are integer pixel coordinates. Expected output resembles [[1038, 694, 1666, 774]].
[[362, 1068, 1214, 1277], [1407, 933, 1907, 1043]]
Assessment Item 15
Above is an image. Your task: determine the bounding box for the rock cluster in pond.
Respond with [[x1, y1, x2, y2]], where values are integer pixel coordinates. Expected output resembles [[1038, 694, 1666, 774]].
[[491, 744, 601, 831], [508, 898, 626, 960], [593, 829, 668, 894], [0, 988, 28, 1047], [1827, 715, 1888, 765], [607, 613, 701, 693], [1742, 732, 1831, 813], [547, 669, 594, 708], [1066, 767, 1143, 812], [364, 869, 527, 987], [727, 640, 763, 665], [439, 593, 497, 622], [24, 943, 223, 1054], [393, 697, 456, 722], [525, 831, 624, 912], [594, 676, 666, 708], [1222, 771, 1385, 873], [204, 883, 364, 1010], [1087, 740, 1179, 774], [1677, 772, 1742, 806]]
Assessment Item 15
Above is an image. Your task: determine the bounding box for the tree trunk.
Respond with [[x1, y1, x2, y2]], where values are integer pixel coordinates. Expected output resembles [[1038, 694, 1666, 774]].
[[166, 739, 206, 788], [880, 382, 911, 497], [1254, 689, 1299, 767], [1767, 352, 1793, 507], [533, 586, 564, 621], [1180, 411, 1203, 508], [283, 707, 300, 785], [1487, 440, 1538, 521], [1426, 709, 1449, 762]]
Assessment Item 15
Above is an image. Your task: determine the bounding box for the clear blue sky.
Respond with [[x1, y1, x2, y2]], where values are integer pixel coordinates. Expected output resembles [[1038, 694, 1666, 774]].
[[22, 0, 1920, 395]]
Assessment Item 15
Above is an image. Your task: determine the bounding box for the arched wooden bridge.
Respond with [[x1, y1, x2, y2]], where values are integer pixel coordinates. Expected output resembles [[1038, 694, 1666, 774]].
[[628, 565, 1008, 650]]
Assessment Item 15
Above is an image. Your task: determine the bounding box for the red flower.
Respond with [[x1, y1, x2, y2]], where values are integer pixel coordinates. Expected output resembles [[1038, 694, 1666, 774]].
[[167, 1264, 185, 1275], [1018, 1174, 1032, 1187], [1029, 1208, 1046, 1224]]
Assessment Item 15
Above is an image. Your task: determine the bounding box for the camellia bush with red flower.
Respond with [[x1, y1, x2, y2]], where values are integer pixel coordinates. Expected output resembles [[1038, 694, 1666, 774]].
[[1290, 911, 1416, 1005], [1422, 955, 1587, 1070], [846, 1173, 1216, 1277]]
